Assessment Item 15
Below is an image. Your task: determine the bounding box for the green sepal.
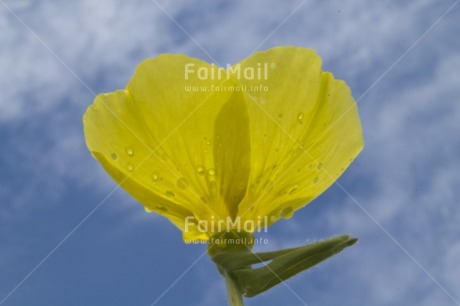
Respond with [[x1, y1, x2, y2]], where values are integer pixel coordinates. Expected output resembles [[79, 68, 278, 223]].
[[208, 232, 357, 298], [234, 234, 357, 297], [208, 231, 255, 277]]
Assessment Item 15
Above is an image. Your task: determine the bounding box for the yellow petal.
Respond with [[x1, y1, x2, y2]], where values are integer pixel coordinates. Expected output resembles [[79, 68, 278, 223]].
[[91, 151, 194, 228], [213, 91, 251, 220], [84, 54, 243, 240], [233, 46, 364, 223]]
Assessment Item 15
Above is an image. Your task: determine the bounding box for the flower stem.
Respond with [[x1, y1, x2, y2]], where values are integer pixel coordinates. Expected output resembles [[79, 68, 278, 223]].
[[224, 270, 244, 306]]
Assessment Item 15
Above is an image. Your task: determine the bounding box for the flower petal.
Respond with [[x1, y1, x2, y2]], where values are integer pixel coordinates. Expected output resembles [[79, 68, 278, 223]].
[[213, 91, 251, 220], [233, 47, 364, 222], [84, 54, 242, 239]]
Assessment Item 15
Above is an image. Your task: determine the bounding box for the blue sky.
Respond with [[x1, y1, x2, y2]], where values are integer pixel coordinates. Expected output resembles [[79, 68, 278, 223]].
[[1, 0, 460, 305]]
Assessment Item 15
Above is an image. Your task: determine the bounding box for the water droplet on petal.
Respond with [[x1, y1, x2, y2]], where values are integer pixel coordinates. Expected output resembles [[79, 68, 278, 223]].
[[197, 166, 205, 175], [110, 153, 117, 160], [286, 185, 298, 195], [144, 206, 154, 213], [151, 173, 163, 184], [126, 147, 134, 156], [313, 176, 319, 184], [308, 163, 314, 170], [317, 163, 323, 170], [207, 168, 216, 176], [278, 113, 284, 118], [280, 207, 294, 219], [156, 205, 168, 212], [176, 177, 189, 190], [165, 191, 175, 198], [297, 112, 304, 121], [127, 164, 134, 172]]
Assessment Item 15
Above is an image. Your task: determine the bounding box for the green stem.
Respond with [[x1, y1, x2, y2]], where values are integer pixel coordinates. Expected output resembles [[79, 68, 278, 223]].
[[224, 270, 244, 306]]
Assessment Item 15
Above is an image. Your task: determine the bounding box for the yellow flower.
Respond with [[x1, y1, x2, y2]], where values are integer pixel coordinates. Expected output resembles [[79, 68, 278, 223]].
[[83, 46, 363, 242]]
